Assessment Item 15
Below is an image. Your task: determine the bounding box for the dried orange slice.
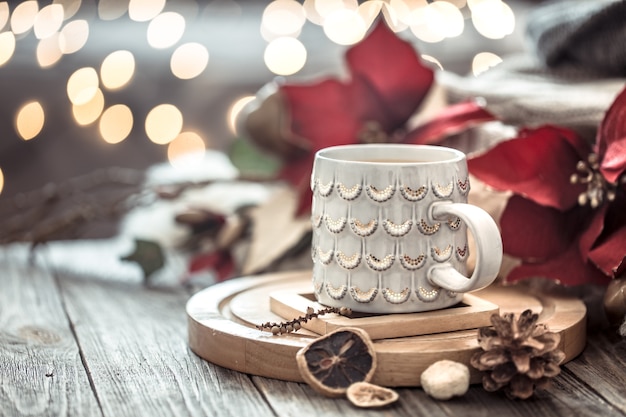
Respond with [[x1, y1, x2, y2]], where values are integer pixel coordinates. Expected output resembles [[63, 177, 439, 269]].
[[296, 327, 376, 397], [347, 381, 399, 408]]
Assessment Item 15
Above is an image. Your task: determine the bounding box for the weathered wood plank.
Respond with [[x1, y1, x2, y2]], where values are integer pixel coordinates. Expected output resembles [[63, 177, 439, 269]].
[[0, 246, 101, 417], [56, 276, 276, 417], [563, 331, 626, 414]]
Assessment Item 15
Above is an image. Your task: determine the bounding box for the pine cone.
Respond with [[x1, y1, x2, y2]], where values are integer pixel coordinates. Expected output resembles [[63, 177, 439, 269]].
[[470, 309, 566, 400]]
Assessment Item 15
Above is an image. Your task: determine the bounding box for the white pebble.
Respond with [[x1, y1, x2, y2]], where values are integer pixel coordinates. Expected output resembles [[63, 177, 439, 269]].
[[420, 360, 470, 400]]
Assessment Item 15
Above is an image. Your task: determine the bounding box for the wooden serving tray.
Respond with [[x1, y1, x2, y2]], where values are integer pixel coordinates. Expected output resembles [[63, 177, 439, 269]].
[[187, 270, 587, 387]]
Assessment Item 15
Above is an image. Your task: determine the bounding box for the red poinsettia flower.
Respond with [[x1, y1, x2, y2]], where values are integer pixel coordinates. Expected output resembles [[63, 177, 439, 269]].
[[468, 87, 626, 286], [245, 20, 493, 214]]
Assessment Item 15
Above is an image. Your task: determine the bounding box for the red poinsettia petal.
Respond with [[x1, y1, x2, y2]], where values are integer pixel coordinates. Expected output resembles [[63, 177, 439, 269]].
[[597, 86, 626, 183], [189, 250, 235, 282], [587, 194, 626, 277], [506, 238, 612, 286], [499, 195, 583, 260], [468, 126, 589, 210], [346, 20, 434, 131], [403, 100, 496, 145], [281, 79, 362, 151], [578, 204, 608, 261]]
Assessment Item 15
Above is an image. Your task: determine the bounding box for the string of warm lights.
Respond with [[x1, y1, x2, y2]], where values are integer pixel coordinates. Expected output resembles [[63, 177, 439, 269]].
[[0, 0, 515, 197]]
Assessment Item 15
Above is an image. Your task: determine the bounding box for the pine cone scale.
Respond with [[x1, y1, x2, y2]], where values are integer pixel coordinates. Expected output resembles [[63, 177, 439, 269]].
[[471, 309, 566, 400]]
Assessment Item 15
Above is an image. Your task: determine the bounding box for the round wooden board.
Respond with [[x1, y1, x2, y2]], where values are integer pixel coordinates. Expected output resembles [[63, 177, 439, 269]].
[[187, 270, 587, 387]]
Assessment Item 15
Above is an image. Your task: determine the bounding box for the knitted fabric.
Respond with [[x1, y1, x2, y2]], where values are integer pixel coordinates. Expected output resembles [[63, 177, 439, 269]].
[[526, 0, 626, 76]]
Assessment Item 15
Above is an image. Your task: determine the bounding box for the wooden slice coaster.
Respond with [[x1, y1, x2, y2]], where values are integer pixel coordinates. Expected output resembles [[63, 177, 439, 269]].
[[187, 270, 587, 387]]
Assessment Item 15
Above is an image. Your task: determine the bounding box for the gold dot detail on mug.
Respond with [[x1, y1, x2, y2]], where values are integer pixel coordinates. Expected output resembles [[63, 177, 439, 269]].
[[365, 254, 395, 271], [336, 251, 362, 269], [432, 181, 454, 198], [316, 247, 334, 264], [349, 218, 378, 237], [447, 217, 462, 230], [458, 178, 470, 194], [456, 244, 469, 261], [337, 183, 362, 200], [382, 219, 413, 237], [317, 179, 334, 196], [418, 219, 441, 235], [382, 288, 411, 304], [400, 185, 428, 201], [432, 245, 453, 262], [366, 184, 395, 202], [417, 287, 440, 302], [325, 283, 347, 300], [350, 286, 378, 303], [400, 253, 426, 270], [324, 214, 347, 234]]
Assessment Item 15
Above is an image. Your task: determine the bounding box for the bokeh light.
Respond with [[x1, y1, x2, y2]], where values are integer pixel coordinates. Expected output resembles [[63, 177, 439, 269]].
[[145, 104, 183, 145], [315, 0, 358, 21], [59, 19, 89, 54], [262, 0, 306, 38], [34, 4, 64, 39], [147, 12, 185, 49], [170, 42, 209, 80], [228, 95, 255, 135], [129, 0, 166, 22], [72, 88, 104, 125], [167, 131, 206, 168], [99, 104, 133, 144], [471, 0, 515, 39], [53, 0, 82, 20], [264, 37, 307, 76], [100, 50, 135, 90], [16, 101, 45, 141], [0, 167, 4, 196], [37, 33, 63, 68], [0, 2, 10, 31], [67, 67, 99, 105], [10, 1, 39, 35], [323, 9, 367, 45], [98, 0, 128, 21], [357, 1, 384, 29], [0, 31, 16, 67], [472, 51, 503, 76], [302, 0, 323, 25]]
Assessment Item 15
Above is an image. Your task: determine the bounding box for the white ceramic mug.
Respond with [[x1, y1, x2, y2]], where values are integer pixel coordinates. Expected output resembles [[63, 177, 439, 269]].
[[310, 144, 502, 314]]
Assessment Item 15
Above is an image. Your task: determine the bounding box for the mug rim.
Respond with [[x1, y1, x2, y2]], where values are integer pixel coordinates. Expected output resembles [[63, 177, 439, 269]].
[[315, 144, 465, 165]]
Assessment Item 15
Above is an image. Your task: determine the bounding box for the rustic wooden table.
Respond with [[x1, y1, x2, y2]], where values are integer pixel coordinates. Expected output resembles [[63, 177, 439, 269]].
[[2, 244, 625, 417]]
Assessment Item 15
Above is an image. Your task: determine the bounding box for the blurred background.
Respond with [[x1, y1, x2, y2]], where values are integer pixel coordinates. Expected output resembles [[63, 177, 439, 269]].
[[0, 0, 539, 204]]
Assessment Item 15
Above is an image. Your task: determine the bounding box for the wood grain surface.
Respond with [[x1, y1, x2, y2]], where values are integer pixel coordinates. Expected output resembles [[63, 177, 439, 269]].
[[1, 245, 625, 417]]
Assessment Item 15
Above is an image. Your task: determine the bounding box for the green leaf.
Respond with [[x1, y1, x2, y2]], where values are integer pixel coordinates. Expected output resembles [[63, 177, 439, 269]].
[[228, 137, 282, 178], [121, 239, 165, 282]]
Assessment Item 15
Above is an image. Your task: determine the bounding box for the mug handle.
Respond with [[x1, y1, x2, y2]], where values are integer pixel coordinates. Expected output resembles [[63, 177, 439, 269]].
[[428, 202, 503, 293]]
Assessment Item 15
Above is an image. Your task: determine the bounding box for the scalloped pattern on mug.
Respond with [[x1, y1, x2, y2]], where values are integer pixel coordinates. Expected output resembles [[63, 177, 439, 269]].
[[349, 218, 378, 237], [399, 253, 426, 270], [317, 247, 334, 265], [313, 281, 323, 294], [400, 185, 428, 201], [446, 217, 461, 230], [336, 251, 362, 269], [432, 181, 454, 198], [458, 177, 470, 195], [456, 244, 469, 261], [382, 287, 410, 304], [325, 282, 347, 300], [337, 183, 362, 200], [366, 184, 395, 202], [324, 214, 346, 234], [350, 286, 378, 303], [382, 219, 412, 237], [311, 214, 323, 228], [431, 244, 453, 262], [317, 179, 334, 196], [365, 254, 395, 271], [417, 219, 440, 235], [417, 286, 440, 302]]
